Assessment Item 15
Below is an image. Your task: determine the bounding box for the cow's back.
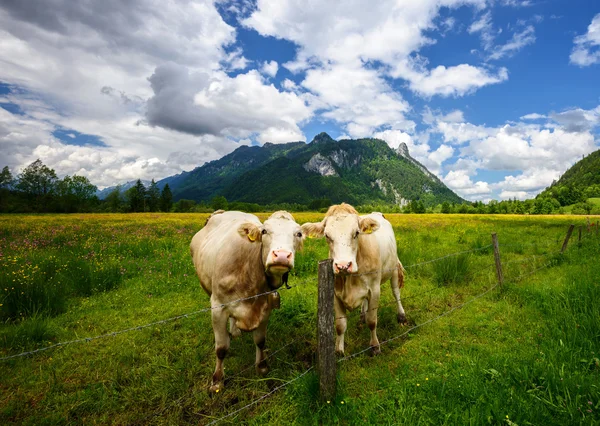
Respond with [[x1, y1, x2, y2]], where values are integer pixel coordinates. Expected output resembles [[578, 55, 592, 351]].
[[191, 211, 262, 296]]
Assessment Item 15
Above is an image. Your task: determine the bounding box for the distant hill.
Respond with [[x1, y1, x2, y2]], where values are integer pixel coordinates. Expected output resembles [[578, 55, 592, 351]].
[[537, 149, 600, 205], [161, 132, 464, 207]]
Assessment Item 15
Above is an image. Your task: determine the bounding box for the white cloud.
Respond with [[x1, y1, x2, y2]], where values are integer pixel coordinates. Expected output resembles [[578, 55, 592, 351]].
[[395, 60, 509, 97], [443, 169, 492, 200], [303, 64, 413, 137], [488, 25, 536, 60], [432, 107, 599, 200], [261, 60, 279, 78], [520, 113, 546, 120], [570, 13, 600, 66]]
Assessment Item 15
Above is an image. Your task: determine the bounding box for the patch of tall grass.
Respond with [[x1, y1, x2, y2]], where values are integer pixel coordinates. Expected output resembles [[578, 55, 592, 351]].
[[432, 253, 472, 286]]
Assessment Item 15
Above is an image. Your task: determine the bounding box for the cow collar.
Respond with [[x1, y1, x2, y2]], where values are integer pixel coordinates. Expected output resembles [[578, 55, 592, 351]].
[[266, 271, 291, 290]]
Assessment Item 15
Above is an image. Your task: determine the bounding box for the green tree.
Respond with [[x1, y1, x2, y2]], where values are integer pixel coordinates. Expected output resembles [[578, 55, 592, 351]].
[[56, 175, 98, 212], [174, 199, 196, 212], [105, 185, 124, 212], [147, 179, 160, 212], [16, 159, 58, 211], [0, 166, 13, 189], [127, 179, 146, 212], [16, 159, 57, 197], [160, 184, 173, 212], [441, 201, 451, 214], [211, 195, 228, 211]]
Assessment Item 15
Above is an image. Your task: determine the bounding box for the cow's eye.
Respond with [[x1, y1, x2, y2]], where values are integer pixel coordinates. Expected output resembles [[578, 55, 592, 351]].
[[261, 229, 267, 235], [296, 232, 303, 238], [354, 230, 360, 239]]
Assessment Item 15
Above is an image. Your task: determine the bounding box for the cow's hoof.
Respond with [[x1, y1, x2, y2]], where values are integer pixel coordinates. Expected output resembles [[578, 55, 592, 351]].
[[397, 313, 407, 324], [370, 346, 381, 357], [335, 349, 345, 358], [209, 382, 224, 394], [256, 361, 269, 376]]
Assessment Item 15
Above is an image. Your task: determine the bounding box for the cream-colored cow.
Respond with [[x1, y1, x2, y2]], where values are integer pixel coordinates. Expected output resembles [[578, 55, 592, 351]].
[[191, 210, 304, 392], [302, 203, 406, 356]]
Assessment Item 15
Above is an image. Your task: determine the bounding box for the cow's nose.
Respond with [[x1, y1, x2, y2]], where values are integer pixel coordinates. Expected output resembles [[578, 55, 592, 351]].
[[334, 261, 353, 273], [272, 249, 292, 264]]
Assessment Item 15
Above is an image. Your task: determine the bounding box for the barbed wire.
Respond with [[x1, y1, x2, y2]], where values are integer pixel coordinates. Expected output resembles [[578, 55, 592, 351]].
[[0, 283, 300, 362], [403, 245, 492, 269], [0, 245, 495, 362], [201, 253, 558, 425], [332, 263, 495, 322], [337, 281, 500, 363], [203, 366, 314, 426]]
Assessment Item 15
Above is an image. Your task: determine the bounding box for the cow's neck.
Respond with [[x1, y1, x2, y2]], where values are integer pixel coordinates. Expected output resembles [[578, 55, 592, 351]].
[[265, 271, 288, 290]]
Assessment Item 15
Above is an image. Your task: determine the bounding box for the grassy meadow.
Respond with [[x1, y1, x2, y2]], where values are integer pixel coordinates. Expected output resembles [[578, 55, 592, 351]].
[[1, 213, 599, 425]]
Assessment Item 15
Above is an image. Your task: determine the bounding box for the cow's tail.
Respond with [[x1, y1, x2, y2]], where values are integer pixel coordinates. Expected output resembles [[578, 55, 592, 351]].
[[204, 209, 225, 227], [397, 261, 405, 289]]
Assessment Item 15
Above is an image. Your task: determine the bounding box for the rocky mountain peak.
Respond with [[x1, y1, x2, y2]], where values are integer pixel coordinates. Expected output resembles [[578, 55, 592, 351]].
[[311, 132, 335, 144], [396, 142, 410, 158]]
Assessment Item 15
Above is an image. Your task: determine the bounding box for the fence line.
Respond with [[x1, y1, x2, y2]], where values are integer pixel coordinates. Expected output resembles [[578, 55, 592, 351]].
[[203, 366, 314, 426], [1, 224, 587, 425], [0, 283, 302, 362], [0, 245, 497, 362], [338, 256, 555, 363], [403, 245, 492, 269], [338, 282, 500, 363], [332, 263, 495, 322], [203, 250, 560, 425]]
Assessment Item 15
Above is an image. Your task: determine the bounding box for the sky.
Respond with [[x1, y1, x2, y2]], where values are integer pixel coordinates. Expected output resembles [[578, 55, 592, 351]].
[[0, 0, 599, 202]]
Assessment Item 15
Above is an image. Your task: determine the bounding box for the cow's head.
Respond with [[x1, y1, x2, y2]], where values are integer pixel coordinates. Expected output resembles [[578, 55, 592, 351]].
[[238, 211, 304, 288], [301, 203, 379, 274]]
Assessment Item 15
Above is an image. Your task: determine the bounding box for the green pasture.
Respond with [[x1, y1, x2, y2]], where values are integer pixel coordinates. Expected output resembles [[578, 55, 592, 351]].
[[0, 213, 599, 425]]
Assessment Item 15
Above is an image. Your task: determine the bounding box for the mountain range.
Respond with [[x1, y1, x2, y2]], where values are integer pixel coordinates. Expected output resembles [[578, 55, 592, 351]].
[[99, 133, 465, 207]]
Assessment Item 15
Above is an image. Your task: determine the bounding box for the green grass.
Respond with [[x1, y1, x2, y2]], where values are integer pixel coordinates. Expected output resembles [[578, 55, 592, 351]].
[[0, 213, 599, 425]]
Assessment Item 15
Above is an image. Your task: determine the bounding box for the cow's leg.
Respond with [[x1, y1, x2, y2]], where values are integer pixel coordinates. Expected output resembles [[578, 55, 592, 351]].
[[366, 281, 381, 356], [334, 296, 347, 356], [210, 307, 230, 393], [253, 313, 270, 376], [229, 317, 242, 338], [391, 265, 407, 324], [359, 299, 368, 325]]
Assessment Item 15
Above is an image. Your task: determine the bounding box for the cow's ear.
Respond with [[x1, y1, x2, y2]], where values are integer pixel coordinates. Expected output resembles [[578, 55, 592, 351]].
[[359, 217, 380, 234], [238, 222, 262, 242], [301, 221, 325, 238]]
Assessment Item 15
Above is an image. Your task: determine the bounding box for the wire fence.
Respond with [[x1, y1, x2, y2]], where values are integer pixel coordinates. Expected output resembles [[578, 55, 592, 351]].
[[0, 244, 497, 362], [1, 223, 595, 425]]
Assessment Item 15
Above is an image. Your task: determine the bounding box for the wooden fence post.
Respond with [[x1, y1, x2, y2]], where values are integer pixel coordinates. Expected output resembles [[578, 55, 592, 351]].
[[561, 224, 575, 253], [491, 233, 503, 287], [317, 259, 336, 402], [587, 217, 591, 233]]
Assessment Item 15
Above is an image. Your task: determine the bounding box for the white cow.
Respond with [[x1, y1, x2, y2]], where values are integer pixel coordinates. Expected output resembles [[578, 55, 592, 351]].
[[191, 210, 304, 392], [302, 203, 406, 356]]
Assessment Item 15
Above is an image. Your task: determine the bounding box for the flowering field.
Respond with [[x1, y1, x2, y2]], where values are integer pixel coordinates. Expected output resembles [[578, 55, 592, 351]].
[[1, 213, 599, 425]]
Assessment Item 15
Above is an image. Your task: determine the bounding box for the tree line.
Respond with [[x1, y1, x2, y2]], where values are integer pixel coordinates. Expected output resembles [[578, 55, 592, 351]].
[[0, 160, 173, 213], [1, 159, 597, 215]]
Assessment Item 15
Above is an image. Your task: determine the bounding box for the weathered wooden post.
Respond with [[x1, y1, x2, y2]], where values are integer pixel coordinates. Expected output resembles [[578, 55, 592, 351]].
[[491, 233, 503, 287], [587, 217, 591, 233], [561, 224, 575, 253], [317, 259, 336, 402]]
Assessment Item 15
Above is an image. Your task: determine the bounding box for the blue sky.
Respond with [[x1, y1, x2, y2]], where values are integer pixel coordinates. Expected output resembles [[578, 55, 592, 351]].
[[0, 0, 599, 201]]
